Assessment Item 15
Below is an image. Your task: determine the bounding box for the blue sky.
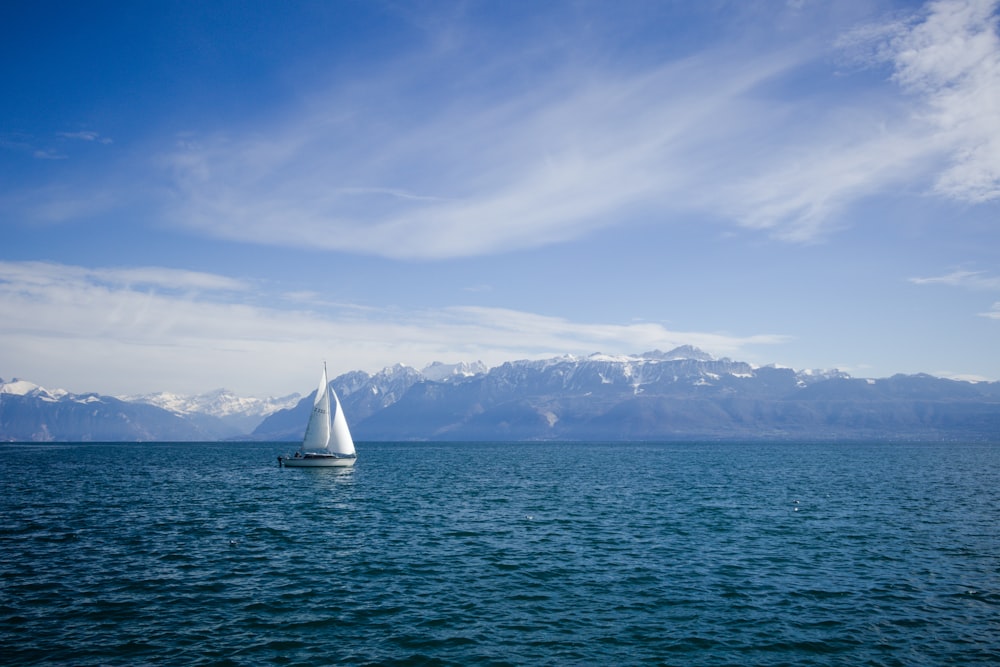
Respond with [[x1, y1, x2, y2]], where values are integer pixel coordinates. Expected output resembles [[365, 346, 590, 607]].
[[2, 0, 999, 397]]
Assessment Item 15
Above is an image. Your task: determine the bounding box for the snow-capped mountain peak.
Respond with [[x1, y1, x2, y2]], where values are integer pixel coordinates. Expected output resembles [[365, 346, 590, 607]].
[[420, 360, 488, 382], [642, 346, 716, 362], [0, 378, 68, 401], [120, 389, 301, 420]]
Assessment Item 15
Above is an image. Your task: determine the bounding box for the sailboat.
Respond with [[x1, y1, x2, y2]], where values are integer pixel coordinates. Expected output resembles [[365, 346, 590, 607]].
[[279, 364, 357, 468]]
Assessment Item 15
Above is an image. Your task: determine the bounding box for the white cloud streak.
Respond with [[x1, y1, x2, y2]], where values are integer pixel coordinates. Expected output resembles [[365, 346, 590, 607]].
[[5, 130, 113, 163], [5, 3, 994, 256], [149, 0, 1000, 259], [33, 149, 67, 160], [57, 131, 113, 144], [910, 267, 1000, 319], [887, 0, 1000, 202], [980, 302, 1000, 318], [0, 261, 788, 395], [910, 269, 1000, 289], [0, 261, 249, 293], [162, 53, 777, 258]]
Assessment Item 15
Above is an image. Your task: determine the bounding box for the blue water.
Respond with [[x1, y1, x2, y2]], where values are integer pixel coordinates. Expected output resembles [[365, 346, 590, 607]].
[[1, 441, 998, 666]]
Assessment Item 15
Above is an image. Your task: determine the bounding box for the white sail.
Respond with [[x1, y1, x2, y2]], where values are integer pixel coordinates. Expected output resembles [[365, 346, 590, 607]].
[[300, 366, 332, 452], [328, 389, 356, 457], [282, 363, 357, 467]]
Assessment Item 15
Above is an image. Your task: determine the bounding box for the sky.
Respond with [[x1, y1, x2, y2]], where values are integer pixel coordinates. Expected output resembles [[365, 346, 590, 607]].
[[2, 0, 999, 397]]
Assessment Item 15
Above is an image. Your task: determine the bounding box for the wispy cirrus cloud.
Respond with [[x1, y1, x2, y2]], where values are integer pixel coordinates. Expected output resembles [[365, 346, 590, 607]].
[[32, 149, 67, 160], [1, 184, 121, 224], [839, 0, 1000, 202], [0, 260, 250, 298], [2, 130, 113, 162], [910, 268, 1000, 319], [6, 3, 993, 258], [0, 261, 787, 395], [733, 0, 1000, 240], [910, 269, 1000, 290], [153, 1, 999, 260], [434, 306, 790, 361], [162, 47, 799, 259], [57, 130, 113, 144], [890, 0, 1000, 202]]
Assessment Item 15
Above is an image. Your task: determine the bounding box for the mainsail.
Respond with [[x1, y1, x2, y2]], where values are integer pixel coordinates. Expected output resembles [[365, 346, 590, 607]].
[[301, 365, 332, 452], [299, 364, 355, 457]]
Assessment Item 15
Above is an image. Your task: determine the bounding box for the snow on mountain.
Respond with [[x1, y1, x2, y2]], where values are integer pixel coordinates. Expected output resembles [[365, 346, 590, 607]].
[[7, 345, 1000, 442], [797, 367, 851, 381], [121, 389, 301, 421], [641, 346, 716, 362], [286, 347, 999, 442], [488, 347, 752, 395], [0, 378, 69, 401], [333, 361, 487, 404], [0, 348, 827, 423], [789, 366, 852, 388], [353, 364, 423, 400], [1, 378, 244, 441], [420, 360, 489, 382]]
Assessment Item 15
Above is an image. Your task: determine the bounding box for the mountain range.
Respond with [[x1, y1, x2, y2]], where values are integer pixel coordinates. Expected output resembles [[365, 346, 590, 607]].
[[4, 347, 999, 442]]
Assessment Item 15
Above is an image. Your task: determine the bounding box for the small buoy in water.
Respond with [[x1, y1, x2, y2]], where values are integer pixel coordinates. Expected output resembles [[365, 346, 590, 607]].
[[525, 515, 534, 521]]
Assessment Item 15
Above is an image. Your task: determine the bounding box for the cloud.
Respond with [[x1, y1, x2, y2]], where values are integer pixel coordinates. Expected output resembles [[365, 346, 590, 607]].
[[152, 1, 999, 259], [0, 261, 249, 292], [432, 307, 790, 361], [0, 261, 788, 395], [2, 184, 121, 224], [5, 130, 113, 162], [57, 131, 113, 144], [980, 302, 1000, 318], [33, 149, 67, 160], [910, 269, 1000, 289], [161, 40, 813, 258], [7, 3, 990, 259], [720, 129, 929, 241], [842, 0, 1000, 202], [893, 0, 1000, 202], [911, 268, 1000, 320], [935, 369, 993, 380], [734, 0, 1000, 239]]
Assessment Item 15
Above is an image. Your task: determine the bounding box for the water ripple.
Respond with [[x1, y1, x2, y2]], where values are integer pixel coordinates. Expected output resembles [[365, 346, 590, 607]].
[[1, 441, 999, 665]]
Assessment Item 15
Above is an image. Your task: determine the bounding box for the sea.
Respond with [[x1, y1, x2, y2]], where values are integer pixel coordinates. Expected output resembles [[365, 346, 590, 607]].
[[1, 440, 998, 666]]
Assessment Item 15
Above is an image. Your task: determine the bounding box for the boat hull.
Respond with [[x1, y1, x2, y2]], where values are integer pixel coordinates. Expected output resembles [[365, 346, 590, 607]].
[[281, 455, 356, 468]]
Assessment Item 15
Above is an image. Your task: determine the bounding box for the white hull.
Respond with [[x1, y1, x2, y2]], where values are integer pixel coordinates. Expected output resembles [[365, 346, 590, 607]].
[[281, 455, 356, 468]]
